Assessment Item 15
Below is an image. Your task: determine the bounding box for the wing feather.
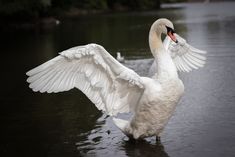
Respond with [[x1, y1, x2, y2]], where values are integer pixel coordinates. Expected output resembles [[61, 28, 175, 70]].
[[40, 70, 58, 93], [185, 53, 205, 67], [177, 57, 187, 72], [164, 34, 207, 72], [26, 43, 144, 116], [181, 55, 196, 70]]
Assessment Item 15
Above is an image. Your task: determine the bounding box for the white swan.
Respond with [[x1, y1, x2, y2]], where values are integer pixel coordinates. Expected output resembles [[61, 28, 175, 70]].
[[26, 18, 206, 140], [116, 52, 125, 63]]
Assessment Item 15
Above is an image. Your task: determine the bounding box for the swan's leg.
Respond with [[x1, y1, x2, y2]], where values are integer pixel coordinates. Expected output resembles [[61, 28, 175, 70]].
[[127, 134, 145, 143], [156, 136, 161, 142], [156, 131, 163, 142], [127, 135, 138, 143], [128, 136, 137, 143]]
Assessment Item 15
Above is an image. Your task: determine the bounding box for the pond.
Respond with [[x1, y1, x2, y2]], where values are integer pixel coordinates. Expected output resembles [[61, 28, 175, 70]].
[[1, 2, 235, 157]]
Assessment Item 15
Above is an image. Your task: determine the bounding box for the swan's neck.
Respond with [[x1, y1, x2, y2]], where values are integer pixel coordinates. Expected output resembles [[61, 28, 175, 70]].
[[149, 28, 178, 80], [149, 29, 164, 57]]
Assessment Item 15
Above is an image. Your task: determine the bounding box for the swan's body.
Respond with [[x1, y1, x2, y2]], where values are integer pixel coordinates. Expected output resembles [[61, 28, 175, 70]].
[[122, 77, 184, 138], [26, 19, 206, 139]]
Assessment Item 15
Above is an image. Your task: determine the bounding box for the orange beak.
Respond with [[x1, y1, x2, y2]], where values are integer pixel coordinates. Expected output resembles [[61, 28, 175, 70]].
[[167, 32, 178, 43]]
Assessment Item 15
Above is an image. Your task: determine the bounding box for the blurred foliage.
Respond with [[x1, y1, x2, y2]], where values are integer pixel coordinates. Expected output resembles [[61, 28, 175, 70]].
[[161, 0, 185, 3], [107, 0, 160, 10], [0, 0, 183, 21], [50, 0, 161, 11], [0, 0, 51, 20]]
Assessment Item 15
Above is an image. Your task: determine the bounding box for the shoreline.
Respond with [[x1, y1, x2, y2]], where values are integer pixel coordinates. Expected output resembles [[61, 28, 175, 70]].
[[0, 6, 162, 30]]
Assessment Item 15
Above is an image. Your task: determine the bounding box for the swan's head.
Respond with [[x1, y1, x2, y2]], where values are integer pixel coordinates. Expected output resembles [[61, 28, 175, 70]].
[[152, 18, 178, 43]]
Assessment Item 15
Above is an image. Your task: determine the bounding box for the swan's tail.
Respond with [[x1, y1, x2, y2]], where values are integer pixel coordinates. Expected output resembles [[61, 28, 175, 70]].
[[112, 117, 129, 133]]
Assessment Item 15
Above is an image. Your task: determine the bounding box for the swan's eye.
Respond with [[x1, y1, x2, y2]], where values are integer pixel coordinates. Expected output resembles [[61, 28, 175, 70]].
[[166, 26, 175, 34]]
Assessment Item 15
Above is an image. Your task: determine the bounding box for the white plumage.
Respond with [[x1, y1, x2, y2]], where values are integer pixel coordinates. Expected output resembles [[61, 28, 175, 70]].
[[164, 34, 206, 72], [26, 18, 206, 139], [27, 44, 143, 116], [116, 52, 125, 63], [149, 34, 206, 75]]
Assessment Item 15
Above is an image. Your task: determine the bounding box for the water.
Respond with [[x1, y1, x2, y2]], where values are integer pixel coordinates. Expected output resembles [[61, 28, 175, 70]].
[[1, 2, 235, 157]]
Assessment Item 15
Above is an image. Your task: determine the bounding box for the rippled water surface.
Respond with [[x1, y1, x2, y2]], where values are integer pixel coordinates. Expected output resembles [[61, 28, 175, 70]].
[[1, 2, 235, 157]]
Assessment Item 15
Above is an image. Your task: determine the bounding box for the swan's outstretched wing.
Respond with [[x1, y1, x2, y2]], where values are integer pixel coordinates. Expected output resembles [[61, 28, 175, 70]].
[[26, 44, 144, 116], [164, 34, 207, 72]]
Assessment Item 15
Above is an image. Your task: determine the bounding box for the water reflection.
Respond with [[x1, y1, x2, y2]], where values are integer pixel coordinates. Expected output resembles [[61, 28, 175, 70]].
[[76, 114, 169, 157], [122, 140, 169, 157]]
